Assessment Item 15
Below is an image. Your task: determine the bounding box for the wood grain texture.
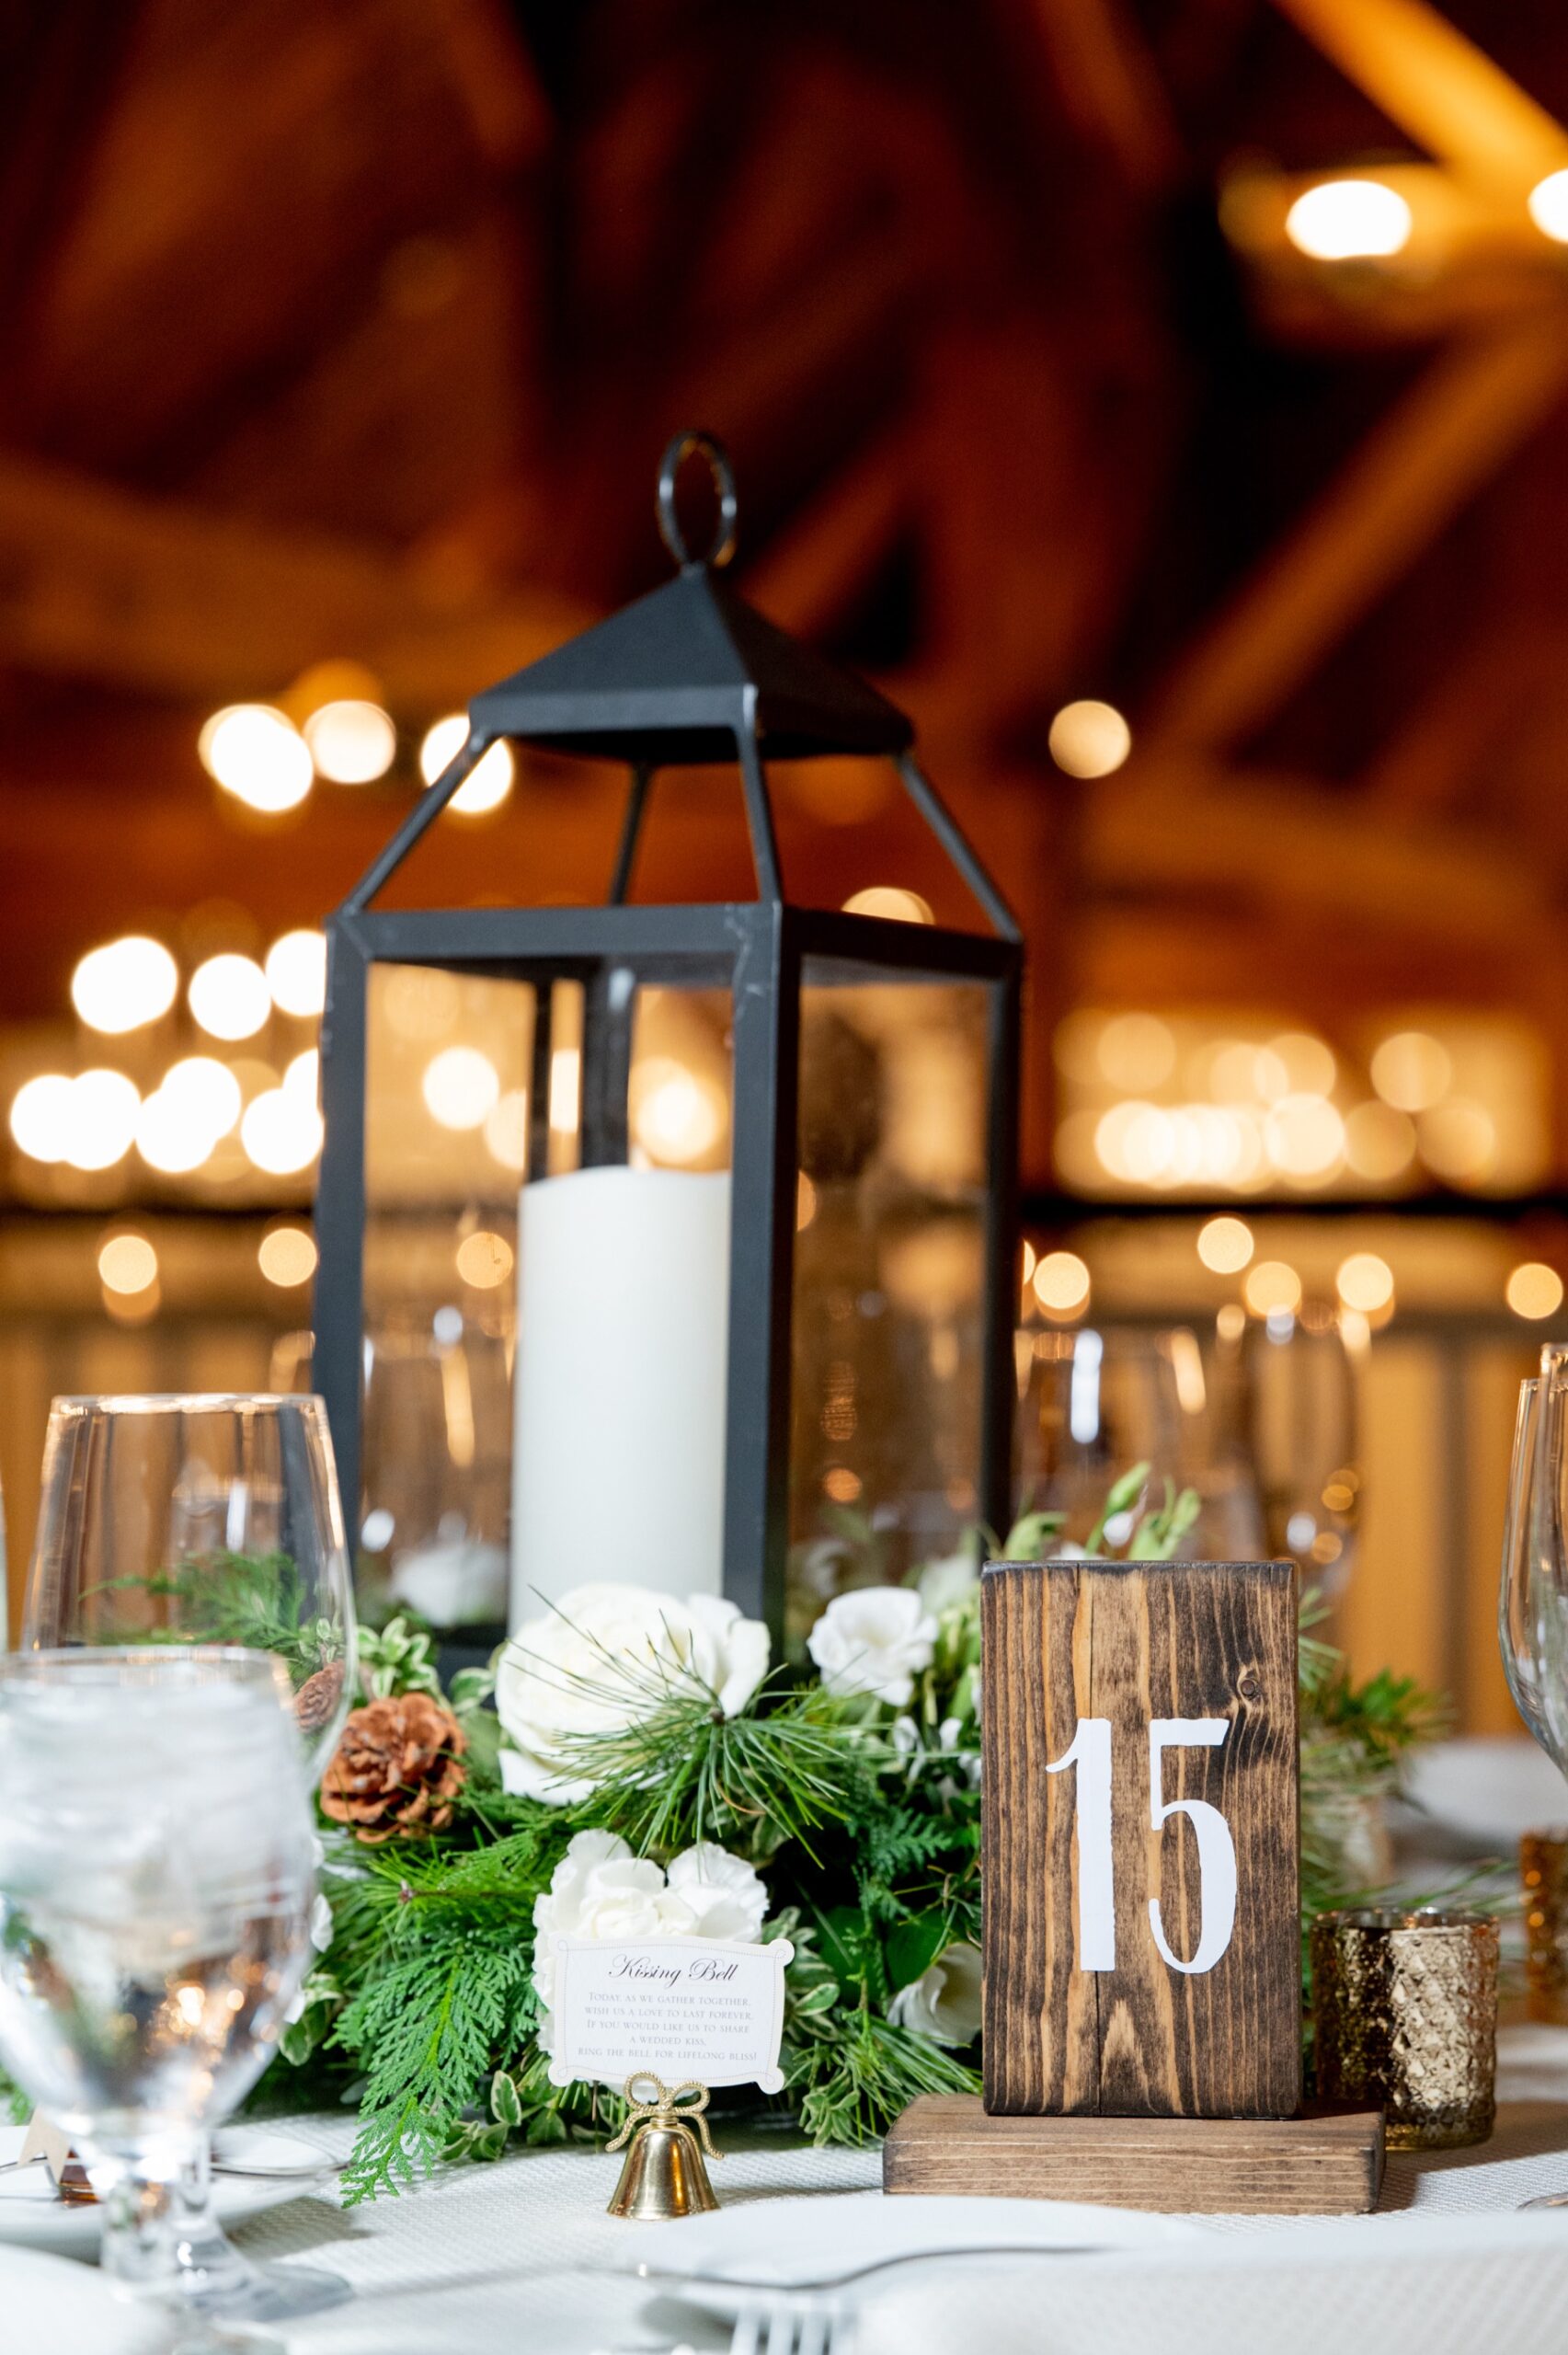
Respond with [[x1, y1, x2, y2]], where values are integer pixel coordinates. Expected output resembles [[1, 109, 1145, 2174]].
[[982, 1558, 1299, 2120], [883, 2096, 1383, 2215]]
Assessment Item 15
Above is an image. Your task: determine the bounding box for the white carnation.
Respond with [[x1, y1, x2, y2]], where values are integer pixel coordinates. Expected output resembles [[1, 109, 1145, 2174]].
[[531, 1829, 769, 2063], [665, 1842, 769, 1942], [531, 1830, 694, 2038], [887, 1940, 983, 2048], [807, 1587, 937, 1708], [937, 1716, 982, 1789], [496, 1584, 770, 1803], [916, 1551, 979, 1614]]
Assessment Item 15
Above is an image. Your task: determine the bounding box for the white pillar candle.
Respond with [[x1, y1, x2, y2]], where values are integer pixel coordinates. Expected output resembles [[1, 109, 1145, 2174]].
[[509, 1165, 731, 1621]]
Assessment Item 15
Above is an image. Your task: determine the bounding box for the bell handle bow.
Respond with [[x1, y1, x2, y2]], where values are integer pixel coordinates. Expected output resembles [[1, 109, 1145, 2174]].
[[606, 2074, 719, 2159]]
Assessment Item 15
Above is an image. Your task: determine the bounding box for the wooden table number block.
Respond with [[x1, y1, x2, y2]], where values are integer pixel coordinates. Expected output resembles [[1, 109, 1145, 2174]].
[[982, 1557, 1300, 2121]]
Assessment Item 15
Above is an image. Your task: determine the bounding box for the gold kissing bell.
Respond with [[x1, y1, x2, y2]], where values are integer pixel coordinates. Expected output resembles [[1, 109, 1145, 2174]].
[[605, 2074, 721, 2219]]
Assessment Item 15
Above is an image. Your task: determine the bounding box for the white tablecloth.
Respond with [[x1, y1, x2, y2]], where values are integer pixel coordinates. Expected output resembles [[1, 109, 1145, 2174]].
[[222, 2023, 1568, 2353]]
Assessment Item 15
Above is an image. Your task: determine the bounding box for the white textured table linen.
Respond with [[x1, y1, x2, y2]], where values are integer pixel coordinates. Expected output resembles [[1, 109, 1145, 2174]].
[[224, 2023, 1568, 2354], [0, 2244, 174, 2355]]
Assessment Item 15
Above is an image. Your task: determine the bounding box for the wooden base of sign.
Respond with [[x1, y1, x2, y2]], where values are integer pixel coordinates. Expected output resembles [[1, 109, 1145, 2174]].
[[883, 2097, 1385, 2215]]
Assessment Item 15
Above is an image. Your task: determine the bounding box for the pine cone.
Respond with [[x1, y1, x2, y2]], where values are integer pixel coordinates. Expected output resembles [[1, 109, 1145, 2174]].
[[294, 1664, 345, 1739], [320, 1694, 467, 1844]]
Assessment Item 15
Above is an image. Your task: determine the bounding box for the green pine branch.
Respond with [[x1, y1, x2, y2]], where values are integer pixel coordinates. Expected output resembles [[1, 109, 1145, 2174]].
[[549, 1671, 882, 1863], [332, 1923, 536, 2203]]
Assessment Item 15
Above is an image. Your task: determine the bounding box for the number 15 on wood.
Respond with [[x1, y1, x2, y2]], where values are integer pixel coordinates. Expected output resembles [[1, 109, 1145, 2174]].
[[981, 1558, 1300, 2121]]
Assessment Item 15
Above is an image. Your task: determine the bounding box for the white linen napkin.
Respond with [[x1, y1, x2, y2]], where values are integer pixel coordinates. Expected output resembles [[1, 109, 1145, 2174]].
[[855, 2211, 1568, 2355], [0, 2244, 177, 2355]]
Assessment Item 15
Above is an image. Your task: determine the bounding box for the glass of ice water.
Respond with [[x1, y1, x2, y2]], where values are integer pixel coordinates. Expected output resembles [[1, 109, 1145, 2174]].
[[0, 1648, 317, 2301]]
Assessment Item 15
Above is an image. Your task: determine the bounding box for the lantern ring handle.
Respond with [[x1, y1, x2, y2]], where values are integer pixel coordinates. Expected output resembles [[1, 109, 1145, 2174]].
[[657, 430, 738, 569]]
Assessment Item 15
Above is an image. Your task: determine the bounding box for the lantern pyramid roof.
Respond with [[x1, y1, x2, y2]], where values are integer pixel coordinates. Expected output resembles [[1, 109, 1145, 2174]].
[[468, 562, 913, 764]]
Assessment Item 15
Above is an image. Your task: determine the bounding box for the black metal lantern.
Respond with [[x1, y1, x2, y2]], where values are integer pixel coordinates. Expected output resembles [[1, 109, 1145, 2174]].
[[314, 434, 1021, 1649]]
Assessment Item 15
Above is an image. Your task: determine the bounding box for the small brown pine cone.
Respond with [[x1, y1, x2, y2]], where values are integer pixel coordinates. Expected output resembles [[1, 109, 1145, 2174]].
[[294, 1664, 345, 1739], [319, 1693, 467, 1845]]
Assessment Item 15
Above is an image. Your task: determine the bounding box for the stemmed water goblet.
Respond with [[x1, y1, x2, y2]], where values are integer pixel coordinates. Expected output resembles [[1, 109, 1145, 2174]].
[[1497, 1344, 1568, 2210], [20, 1394, 357, 2320], [0, 1649, 319, 2312]]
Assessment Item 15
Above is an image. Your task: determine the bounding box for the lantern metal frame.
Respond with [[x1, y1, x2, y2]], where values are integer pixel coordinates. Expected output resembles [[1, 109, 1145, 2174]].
[[314, 434, 1022, 1636]]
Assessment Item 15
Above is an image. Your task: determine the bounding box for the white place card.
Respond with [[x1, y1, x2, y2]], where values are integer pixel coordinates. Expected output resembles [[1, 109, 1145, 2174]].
[[546, 1935, 794, 2092]]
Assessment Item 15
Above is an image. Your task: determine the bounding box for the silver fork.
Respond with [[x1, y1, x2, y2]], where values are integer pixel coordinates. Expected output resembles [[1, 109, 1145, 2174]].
[[729, 2299, 844, 2355]]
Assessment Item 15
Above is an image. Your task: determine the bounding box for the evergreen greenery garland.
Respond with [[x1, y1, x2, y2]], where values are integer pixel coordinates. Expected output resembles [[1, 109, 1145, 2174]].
[[269, 1471, 1446, 2203], [0, 1473, 1449, 2197]]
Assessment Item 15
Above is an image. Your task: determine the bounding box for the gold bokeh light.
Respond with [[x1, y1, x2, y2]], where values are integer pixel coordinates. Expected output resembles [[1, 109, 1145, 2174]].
[[258, 1225, 318, 1288], [419, 715, 516, 814], [97, 1231, 158, 1295], [1284, 179, 1412, 261], [1243, 1258, 1301, 1317], [1507, 1262, 1563, 1321], [1197, 1215, 1253, 1274], [1336, 1252, 1394, 1314], [1033, 1249, 1090, 1316], [1047, 699, 1131, 778]]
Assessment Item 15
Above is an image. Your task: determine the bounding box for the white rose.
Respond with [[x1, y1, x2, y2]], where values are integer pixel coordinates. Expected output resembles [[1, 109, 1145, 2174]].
[[887, 1940, 983, 2048], [665, 1843, 769, 1942], [807, 1588, 937, 1708], [497, 1585, 770, 1803], [916, 1551, 979, 1614]]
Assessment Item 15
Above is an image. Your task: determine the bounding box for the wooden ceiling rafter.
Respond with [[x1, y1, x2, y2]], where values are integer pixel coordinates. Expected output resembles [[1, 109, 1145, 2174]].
[[1270, 0, 1568, 192], [1359, 619, 1561, 816], [1021, 0, 1187, 192], [1085, 757, 1551, 949], [1146, 321, 1568, 755], [0, 1, 145, 380], [6, 0, 1568, 1181], [738, 423, 915, 643], [8, 0, 525, 482], [0, 452, 584, 712], [1147, 0, 1568, 790]]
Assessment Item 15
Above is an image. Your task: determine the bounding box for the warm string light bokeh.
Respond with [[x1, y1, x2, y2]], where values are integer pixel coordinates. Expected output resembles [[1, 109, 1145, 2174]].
[[1054, 1008, 1547, 1204], [197, 669, 516, 821], [1026, 1210, 1558, 1342], [9, 926, 328, 1184]]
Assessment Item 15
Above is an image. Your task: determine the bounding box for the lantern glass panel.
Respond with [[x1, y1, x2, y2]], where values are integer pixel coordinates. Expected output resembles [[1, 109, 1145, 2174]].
[[356, 956, 738, 1633], [509, 971, 736, 1624], [359, 963, 531, 1631], [789, 962, 990, 1630]]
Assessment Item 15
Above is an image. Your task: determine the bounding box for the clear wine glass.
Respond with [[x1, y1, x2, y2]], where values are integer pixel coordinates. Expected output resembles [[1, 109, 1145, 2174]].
[[0, 1650, 318, 2308], [1014, 1324, 1265, 1557], [21, 1395, 357, 2320], [1239, 1304, 1360, 1600], [1497, 1346, 1568, 2210], [1500, 1371, 1551, 1747]]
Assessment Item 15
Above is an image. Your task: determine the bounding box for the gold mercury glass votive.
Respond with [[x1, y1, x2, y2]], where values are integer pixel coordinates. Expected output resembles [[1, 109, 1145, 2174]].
[[1310, 1907, 1499, 2151], [1522, 1831, 1568, 2024]]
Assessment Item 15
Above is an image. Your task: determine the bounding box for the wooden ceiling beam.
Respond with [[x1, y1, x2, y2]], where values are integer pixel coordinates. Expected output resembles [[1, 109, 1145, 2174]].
[[1082, 759, 1556, 948], [1022, 0, 1185, 191], [0, 2, 142, 364], [739, 426, 911, 638], [1270, 0, 1568, 195], [1075, 900, 1563, 1018], [0, 454, 584, 712], [1360, 622, 1556, 813], [1147, 324, 1568, 755]]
